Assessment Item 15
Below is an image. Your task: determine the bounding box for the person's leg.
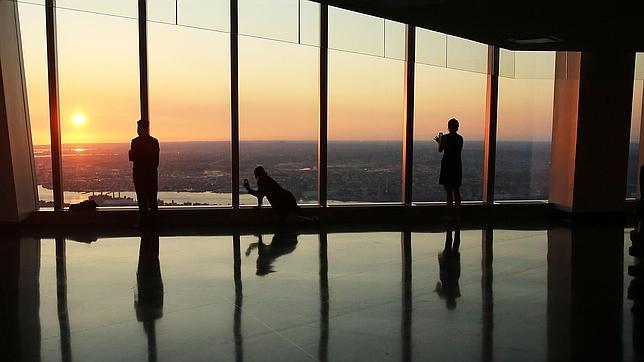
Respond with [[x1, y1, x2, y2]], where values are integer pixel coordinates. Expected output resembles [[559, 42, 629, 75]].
[[150, 171, 159, 212], [454, 187, 461, 208], [445, 187, 454, 207], [134, 182, 146, 213], [444, 226, 453, 252], [452, 227, 461, 251]]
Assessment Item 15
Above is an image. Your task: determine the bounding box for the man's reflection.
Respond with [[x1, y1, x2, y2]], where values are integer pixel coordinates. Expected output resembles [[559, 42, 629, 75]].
[[134, 230, 163, 362], [245, 231, 298, 276], [436, 225, 461, 309]]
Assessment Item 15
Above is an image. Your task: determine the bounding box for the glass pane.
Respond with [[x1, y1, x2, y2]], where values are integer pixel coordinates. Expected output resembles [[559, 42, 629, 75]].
[[56, 0, 138, 18], [299, 0, 320, 47], [496, 52, 555, 200], [56, 8, 140, 207], [499, 48, 515, 78], [446, 35, 487, 74], [147, 0, 176, 24], [384, 20, 405, 61], [18, 2, 52, 208], [514, 51, 556, 79], [415, 27, 446, 67], [239, 0, 298, 42], [627, 79, 643, 198], [19, 0, 45, 5], [328, 50, 404, 203], [148, 22, 232, 206], [328, 6, 384, 57], [239, 36, 319, 205], [413, 65, 487, 202], [178, 0, 229, 31]]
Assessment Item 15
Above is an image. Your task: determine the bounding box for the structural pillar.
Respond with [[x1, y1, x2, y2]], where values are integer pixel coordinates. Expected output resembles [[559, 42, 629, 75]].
[[230, 0, 240, 209], [318, 1, 328, 207], [0, 1, 38, 222], [0, 232, 41, 361], [549, 51, 636, 213], [482, 46, 499, 203], [547, 226, 623, 361]]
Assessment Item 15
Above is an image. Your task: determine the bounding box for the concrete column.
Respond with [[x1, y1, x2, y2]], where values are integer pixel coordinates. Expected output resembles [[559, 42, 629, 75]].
[[549, 51, 635, 213], [547, 227, 623, 361], [0, 233, 41, 361], [0, 1, 38, 222]]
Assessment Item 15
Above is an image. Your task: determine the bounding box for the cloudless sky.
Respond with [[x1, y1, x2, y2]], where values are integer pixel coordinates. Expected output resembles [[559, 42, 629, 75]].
[[19, 0, 564, 145]]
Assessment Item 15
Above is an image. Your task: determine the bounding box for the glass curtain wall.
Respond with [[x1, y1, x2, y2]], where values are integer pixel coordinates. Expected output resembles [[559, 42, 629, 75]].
[[327, 7, 405, 204], [18, 1, 574, 208], [239, 0, 319, 206], [148, 0, 232, 206], [495, 51, 555, 201], [413, 29, 487, 202], [18, 2, 53, 208], [627, 53, 644, 198]]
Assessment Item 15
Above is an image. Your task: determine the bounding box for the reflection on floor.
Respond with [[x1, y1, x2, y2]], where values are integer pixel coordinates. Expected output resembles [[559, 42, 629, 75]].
[[0, 224, 638, 361]]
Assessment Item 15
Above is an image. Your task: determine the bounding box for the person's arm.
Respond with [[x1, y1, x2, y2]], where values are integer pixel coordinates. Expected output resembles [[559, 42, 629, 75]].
[[128, 140, 135, 161], [153, 140, 160, 168], [244, 179, 264, 206], [438, 135, 446, 153]]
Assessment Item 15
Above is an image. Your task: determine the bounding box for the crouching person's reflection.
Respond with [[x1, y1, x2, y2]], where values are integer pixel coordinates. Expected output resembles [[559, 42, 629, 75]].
[[436, 226, 461, 309], [134, 230, 163, 362], [245, 231, 298, 276]]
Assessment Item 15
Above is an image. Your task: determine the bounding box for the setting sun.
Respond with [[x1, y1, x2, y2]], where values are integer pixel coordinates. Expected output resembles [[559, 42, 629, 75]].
[[73, 113, 86, 126]]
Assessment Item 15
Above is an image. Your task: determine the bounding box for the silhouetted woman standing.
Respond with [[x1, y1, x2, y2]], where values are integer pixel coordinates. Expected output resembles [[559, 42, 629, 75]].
[[435, 118, 463, 214]]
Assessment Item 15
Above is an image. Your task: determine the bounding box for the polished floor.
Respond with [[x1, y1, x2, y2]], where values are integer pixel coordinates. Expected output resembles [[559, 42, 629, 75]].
[[0, 225, 639, 361]]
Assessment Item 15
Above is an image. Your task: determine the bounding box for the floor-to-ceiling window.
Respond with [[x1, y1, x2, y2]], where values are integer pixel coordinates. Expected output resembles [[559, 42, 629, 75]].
[[495, 50, 555, 200], [55, 1, 140, 207], [148, 0, 232, 206], [327, 8, 405, 204], [413, 29, 487, 202], [239, 0, 319, 206], [18, 1, 571, 209]]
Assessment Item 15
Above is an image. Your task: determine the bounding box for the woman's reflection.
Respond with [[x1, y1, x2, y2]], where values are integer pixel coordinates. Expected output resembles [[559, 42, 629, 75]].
[[436, 225, 461, 309], [245, 231, 299, 276], [134, 230, 163, 362]]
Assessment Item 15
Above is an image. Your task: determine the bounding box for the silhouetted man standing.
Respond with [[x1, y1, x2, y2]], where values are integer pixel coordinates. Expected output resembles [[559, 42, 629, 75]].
[[129, 119, 159, 215]]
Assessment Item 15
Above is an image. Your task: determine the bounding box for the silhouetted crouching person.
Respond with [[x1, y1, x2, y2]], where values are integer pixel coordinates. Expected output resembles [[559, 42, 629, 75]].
[[435, 118, 463, 218], [244, 166, 317, 223], [436, 225, 461, 309], [129, 119, 160, 219]]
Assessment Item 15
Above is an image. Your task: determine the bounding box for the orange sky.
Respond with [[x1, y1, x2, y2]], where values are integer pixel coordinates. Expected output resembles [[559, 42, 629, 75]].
[[18, 2, 585, 146]]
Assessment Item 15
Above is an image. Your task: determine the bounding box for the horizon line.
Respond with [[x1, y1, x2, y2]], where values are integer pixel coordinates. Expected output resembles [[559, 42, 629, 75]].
[[35, 139, 563, 147]]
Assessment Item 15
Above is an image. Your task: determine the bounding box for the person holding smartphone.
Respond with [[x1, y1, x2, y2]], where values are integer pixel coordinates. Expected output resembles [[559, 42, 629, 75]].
[[243, 166, 318, 223], [434, 118, 463, 216]]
